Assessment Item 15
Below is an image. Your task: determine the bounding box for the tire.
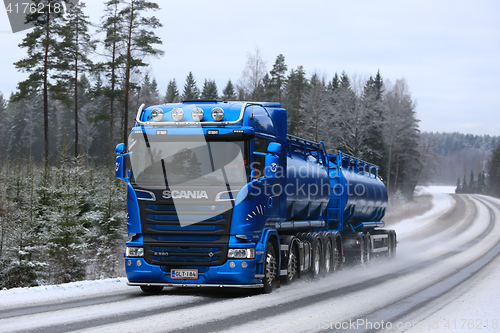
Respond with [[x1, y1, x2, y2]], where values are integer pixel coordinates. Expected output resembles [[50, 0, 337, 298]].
[[263, 241, 278, 293], [282, 243, 299, 284], [333, 238, 343, 272], [323, 238, 333, 275], [311, 237, 322, 277], [140, 285, 163, 294], [389, 230, 397, 258], [358, 235, 365, 265], [363, 233, 371, 264]]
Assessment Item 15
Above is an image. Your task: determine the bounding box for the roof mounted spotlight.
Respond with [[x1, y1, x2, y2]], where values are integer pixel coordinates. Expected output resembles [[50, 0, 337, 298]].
[[211, 107, 224, 121], [191, 107, 204, 122], [171, 108, 184, 122], [151, 108, 164, 122]]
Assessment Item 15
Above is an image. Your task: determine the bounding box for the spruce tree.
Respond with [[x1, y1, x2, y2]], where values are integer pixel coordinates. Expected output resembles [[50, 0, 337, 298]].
[[201, 79, 218, 99], [139, 74, 162, 106], [455, 176, 462, 193], [487, 144, 500, 197], [222, 80, 236, 101], [182, 72, 200, 100], [284, 66, 308, 137], [164, 79, 180, 103], [469, 170, 475, 193]]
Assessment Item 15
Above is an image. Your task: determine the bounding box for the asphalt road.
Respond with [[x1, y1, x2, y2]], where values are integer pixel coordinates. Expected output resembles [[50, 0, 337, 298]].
[[1, 194, 499, 333]]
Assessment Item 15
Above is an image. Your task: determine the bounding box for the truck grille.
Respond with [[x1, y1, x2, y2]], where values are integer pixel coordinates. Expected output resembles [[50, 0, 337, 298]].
[[135, 187, 232, 266]]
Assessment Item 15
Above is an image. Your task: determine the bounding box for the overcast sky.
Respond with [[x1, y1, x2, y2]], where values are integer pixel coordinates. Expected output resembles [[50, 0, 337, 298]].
[[1, 0, 499, 136]]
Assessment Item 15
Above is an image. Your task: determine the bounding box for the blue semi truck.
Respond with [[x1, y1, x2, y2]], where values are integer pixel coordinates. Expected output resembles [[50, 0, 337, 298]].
[[115, 100, 396, 293]]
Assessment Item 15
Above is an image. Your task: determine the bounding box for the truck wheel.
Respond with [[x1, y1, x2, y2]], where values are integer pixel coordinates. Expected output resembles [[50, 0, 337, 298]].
[[283, 244, 299, 284], [311, 238, 322, 277], [333, 240, 343, 271], [323, 239, 333, 275], [263, 242, 278, 293], [389, 231, 397, 258], [140, 285, 163, 294], [363, 233, 371, 263]]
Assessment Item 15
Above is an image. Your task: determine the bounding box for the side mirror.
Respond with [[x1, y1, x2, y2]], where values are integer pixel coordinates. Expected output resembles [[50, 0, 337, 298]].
[[267, 142, 282, 155], [116, 143, 125, 154], [265, 143, 282, 179]]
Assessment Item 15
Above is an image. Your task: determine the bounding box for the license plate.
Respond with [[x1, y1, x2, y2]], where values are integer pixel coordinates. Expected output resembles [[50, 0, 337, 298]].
[[171, 269, 198, 279]]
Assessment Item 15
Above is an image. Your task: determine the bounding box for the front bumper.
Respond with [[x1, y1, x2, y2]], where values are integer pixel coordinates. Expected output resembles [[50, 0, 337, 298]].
[[125, 257, 264, 287]]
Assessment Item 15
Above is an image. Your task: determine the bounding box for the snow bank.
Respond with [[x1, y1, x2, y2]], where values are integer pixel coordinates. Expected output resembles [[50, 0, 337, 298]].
[[0, 277, 128, 310]]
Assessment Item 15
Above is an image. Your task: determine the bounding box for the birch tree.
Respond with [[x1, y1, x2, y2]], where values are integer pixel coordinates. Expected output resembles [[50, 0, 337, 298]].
[[240, 47, 267, 101], [383, 78, 420, 197]]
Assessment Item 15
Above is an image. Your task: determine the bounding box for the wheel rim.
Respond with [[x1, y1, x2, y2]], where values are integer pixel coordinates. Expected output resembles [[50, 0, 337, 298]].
[[314, 243, 321, 275], [325, 241, 332, 273], [287, 250, 298, 281], [265, 246, 277, 286]]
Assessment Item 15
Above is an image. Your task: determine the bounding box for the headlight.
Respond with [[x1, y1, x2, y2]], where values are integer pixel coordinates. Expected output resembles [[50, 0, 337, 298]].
[[227, 248, 255, 259], [171, 108, 184, 122], [126, 247, 144, 257], [191, 107, 204, 122], [151, 108, 164, 122], [211, 107, 224, 121]]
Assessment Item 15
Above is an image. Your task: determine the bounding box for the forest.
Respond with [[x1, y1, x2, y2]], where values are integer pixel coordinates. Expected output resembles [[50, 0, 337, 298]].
[[0, 0, 499, 289]]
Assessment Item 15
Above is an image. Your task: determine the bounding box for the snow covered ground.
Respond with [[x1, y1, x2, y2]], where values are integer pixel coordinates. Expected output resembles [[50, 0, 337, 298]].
[[1, 187, 499, 333]]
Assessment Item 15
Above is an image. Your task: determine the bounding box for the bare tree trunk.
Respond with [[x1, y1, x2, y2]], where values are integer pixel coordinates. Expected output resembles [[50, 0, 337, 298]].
[[74, 22, 79, 158], [123, 1, 134, 148], [295, 85, 300, 137], [43, 11, 50, 165]]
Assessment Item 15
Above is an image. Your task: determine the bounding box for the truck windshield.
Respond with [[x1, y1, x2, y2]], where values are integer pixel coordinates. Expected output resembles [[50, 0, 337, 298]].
[[129, 137, 249, 186]]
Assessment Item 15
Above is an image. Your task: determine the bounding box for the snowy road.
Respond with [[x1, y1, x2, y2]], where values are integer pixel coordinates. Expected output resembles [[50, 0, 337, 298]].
[[1, 192, 500, 333]]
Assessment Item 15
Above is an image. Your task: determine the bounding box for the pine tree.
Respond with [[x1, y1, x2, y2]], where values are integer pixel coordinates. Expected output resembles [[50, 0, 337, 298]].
[[14, 0, 69, 163], [182, 72, 200, 100], [201, 79, 218, 99], [120, 0, 164, 147], [98, 0, 126, 167], [60, 1, 95, 157], [222, 80, 236, 101], [269, 54, 287, 103], [164, 79, 180, 103]]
